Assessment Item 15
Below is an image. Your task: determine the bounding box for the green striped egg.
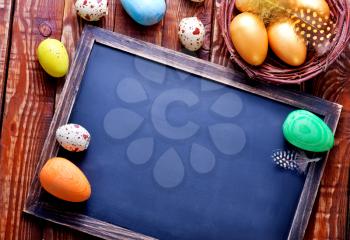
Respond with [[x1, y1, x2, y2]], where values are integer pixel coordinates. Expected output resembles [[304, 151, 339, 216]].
[[282, 110, 334, 152]]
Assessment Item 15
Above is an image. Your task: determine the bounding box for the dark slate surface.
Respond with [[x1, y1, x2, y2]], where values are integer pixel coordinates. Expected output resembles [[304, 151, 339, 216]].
[[47, 43, 306, 240]]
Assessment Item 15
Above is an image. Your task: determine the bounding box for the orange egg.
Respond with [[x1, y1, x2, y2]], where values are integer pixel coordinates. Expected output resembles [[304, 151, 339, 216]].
[[39, 157, 91, 202], [230, 12, 268, 66], [235, 0, 258, 13]]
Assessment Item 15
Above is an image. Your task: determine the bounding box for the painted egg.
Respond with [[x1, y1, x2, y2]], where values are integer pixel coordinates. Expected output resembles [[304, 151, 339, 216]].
[[235, 0, 259, 13], [39, 157, 91, 202], [56, 124, 91, 152], [268, 20, 307, 66], [290, 0, 330, 17], [178, 17, 205, 51], [37, 39, 69, 78], [75, 0, 108, 21], [283, 110, 334, 152], [229, 12, 268, 66], [120, 0, 166, 26]]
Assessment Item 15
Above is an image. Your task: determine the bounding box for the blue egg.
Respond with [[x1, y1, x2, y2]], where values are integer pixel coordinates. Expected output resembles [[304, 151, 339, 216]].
[[121, 0, 166, 26]]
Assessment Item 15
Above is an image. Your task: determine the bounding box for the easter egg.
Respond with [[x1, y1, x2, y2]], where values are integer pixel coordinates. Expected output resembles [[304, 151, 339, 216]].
[[39, 157, 91, 202], [120, 0, 166, 26], [75, 0, 108, 21], [268, 20, 307, 66], [37, 39, 69, 78], [235, 0, 259, 13], [283, 110, 334, 152], [56, 124, 91, 152], [178, 17, 205, 51], [290, 0, 330, 17], [229, 12, 268, 66], [190, 0, 204, 2]]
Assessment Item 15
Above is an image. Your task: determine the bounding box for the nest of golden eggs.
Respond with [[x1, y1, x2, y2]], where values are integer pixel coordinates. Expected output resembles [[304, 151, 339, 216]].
[[220, 0, 350, 84]]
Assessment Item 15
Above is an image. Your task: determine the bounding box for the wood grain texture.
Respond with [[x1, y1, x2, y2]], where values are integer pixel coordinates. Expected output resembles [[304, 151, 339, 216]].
[[0, 0, 15, 117], [210, 0, 232, 67], [0, 0, 65, 239], [304, 43, 350, 240]]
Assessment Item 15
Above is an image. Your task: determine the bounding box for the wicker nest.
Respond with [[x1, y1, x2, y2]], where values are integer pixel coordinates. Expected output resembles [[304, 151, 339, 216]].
[[220, 0, 350, 84]]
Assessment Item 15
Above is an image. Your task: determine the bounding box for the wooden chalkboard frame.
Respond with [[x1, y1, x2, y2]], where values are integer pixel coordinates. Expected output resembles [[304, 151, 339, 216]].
[[24, 25, 342, 240]]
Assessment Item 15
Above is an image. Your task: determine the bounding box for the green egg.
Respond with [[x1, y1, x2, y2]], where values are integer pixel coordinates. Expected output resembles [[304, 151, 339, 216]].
[[282, 110, 334, 152], [37, 38, 69, 78]]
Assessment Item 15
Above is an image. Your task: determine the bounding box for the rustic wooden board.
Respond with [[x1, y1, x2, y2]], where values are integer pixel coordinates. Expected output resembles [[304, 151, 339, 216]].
[[0, 0, 66, 239], [0, 0, 15, 117], [23, 26, 341, 240], [210, 0, 233, 67], [304, 44, 350, 239]]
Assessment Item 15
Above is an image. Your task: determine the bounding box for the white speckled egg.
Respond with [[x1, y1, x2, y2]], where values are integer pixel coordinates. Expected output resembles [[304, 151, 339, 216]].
[[75, 0, 108, 21], [178, 17, 205, 51], [56, 124, 91, 152]]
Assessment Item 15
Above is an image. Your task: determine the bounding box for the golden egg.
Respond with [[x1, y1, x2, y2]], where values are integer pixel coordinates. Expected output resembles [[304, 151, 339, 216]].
[[235, 0, 258, 13], [230, 12, 268, 66], [39, 157, 91, 202], [268, 20, 307, 66], [291, 0, 330, 17]]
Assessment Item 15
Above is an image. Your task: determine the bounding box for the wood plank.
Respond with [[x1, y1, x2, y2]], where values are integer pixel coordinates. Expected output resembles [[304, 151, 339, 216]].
[[0, 0, 15, 117], [210, 0, 232, 66], [0, 0, 66, 239], [162, 0, 214, 60], [304, 44, 350, 240]]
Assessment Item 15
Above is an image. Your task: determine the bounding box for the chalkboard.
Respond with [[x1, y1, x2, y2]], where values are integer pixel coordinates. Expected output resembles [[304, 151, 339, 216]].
[[25, 26, 341, 240]]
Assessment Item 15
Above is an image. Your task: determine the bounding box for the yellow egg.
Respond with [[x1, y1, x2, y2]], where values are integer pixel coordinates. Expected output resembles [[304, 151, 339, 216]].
[[268, 20, 307, 66], [291, 0, 330, 17], [230, 12, 268, 66], [235, 0, 258, 13], [39, 157, 91, 202], [37, 39, 69, 78]]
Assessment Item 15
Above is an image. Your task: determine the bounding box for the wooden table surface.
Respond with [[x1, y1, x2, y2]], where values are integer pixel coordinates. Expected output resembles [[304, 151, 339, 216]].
[[0, 0, 349, 239]]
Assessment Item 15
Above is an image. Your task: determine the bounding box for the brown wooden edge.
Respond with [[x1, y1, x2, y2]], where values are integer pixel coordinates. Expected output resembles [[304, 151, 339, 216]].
[[24, 25, 342, 240]]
